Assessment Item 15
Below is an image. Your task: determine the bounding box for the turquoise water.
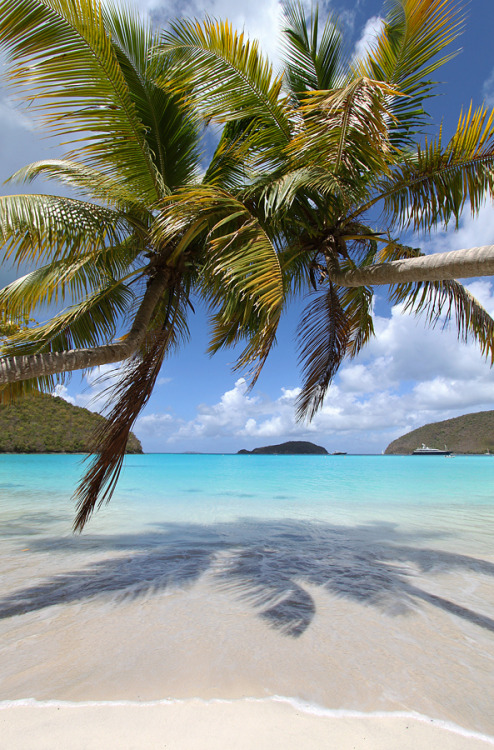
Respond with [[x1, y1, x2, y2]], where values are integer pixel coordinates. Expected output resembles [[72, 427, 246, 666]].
[[1, 453, 493, 550]]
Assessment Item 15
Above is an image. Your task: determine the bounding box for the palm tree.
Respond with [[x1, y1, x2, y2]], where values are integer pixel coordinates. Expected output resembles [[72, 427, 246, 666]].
[[0, 0, 493, 527], [0, 0, 284, 528], [154, 0, 494, 420]]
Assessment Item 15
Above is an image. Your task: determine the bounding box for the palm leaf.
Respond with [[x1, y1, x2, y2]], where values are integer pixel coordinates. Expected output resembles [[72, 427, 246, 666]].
[[296, 283, 350, 421], [3, 281, 135, 357], [0, 0, 161, 199], [355, 0, 463, 147], [73, 284, 185, 531], [385, 245, 494, 363], [9, 160, 147, 210], [289, 77, 399, 182], [155, 18, 292, 169], [104, 3, 200, 191], [282, 1, 345, 97], [374, 104, 494, 231], [0, 194, 124, 267]]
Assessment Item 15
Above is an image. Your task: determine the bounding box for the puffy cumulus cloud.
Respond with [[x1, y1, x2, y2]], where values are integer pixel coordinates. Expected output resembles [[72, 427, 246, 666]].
[[419, 200, 494, 256], [352, 15, 384, 62], [52, 384, 76, 405], [139, 280, 494, 453], [136, 412, 175, 438], [56, 363, 131, 414], [147, 0, 287, 63]]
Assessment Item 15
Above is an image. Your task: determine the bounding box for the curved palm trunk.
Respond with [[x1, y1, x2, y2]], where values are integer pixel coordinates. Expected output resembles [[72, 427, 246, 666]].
[[0, 273, 168, 385], [332, 245, 494, 287]]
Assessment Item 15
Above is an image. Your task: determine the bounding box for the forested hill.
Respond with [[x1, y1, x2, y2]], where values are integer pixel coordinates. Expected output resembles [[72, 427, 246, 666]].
[[0, 394, 143, 453], [238, 441, 328, 455], [385, 411, 494, 455]]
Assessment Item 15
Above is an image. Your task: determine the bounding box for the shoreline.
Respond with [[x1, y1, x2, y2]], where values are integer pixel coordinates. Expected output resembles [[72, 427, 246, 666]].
[[2, 697, 494, 749]]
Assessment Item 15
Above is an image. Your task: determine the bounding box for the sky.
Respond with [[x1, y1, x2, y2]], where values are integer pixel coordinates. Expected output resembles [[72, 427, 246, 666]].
[[1, 0, 494, 454]]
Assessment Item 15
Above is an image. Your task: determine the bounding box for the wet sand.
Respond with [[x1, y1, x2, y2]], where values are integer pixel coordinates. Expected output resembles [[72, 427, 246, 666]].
[[1, 499, 494, 749], [1, 557, 494, 748]]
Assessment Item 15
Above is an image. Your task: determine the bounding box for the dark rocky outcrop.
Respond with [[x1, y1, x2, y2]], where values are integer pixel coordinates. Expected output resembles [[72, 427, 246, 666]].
[[385, 410, 494, 455], [238, 440, 328, 455], [0, 393, 143, 453]]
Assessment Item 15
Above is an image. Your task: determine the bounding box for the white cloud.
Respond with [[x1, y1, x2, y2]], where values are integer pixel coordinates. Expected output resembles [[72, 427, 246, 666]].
[[52, 384, 76, 406], [352, 15, 383, 62], [135, 279, 494, 453], [147, 0, 287, 63], [64, 363, 131, 414], [482, 67, 494, 107], [419, 200, 494, 255]]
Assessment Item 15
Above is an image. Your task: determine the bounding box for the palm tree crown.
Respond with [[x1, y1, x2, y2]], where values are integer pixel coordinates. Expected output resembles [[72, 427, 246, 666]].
[[0, 0, 493, 528]]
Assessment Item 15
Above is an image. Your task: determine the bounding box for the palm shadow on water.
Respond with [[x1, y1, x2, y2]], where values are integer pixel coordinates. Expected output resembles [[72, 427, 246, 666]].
[[1, 517, 494, 637]]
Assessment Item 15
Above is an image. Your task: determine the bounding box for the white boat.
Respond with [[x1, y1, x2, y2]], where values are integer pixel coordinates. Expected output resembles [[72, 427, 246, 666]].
[[412, 444, 452, 456]]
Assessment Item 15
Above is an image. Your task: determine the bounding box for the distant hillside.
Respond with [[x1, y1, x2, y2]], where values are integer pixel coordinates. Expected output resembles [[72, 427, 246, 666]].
[[385, 411, 494, 455], [0, 394, 143, 454], [238, 440, 328, 455]]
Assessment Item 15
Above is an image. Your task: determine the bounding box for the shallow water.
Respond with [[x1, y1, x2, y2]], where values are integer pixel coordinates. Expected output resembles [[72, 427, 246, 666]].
[[0, 454, 493, 735]]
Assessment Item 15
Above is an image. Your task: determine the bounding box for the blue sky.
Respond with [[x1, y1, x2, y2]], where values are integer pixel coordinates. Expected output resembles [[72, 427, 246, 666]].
[[1, 0, 494, 454]]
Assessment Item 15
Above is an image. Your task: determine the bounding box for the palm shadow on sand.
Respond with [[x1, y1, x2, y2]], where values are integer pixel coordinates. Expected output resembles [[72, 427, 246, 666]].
[[1, 518, 494, 637]]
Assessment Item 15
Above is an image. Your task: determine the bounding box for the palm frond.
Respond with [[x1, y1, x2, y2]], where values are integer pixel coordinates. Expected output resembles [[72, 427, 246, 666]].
[[0, 375, 58, 405], [354, 0, 463, 147], [0, 0, 161, 199], [385, 245, 494, 363], [0, 241, 140, 321], [155, 186, 284, 324], [289, 77, 399, 182], [155, 18, 292, 167], [0, 194, 124, 267], [296, 283, 350, 421], [104, 3, 200, 190], [376, 104, 494, 231], [282, 1, 345, 97], [73, 285, 185, 531], [2, 281, 135, 357], [9, 160, 147, 210]]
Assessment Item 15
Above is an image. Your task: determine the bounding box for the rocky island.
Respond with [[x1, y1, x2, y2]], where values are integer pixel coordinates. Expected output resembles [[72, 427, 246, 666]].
[[238, 440, 328, 455]]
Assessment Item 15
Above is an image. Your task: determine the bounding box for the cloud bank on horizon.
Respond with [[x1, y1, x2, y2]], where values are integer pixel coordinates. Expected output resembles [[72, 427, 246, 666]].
[[2, 0, 494, 453]]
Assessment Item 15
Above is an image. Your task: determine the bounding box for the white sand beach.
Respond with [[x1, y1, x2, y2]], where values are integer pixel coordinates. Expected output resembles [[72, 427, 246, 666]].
[[2, 457, 494, 749], [2, 698, 494, 750]]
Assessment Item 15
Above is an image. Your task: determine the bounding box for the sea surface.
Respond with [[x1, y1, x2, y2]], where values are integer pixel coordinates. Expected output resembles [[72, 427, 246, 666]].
[[0, 454, 493, 738]]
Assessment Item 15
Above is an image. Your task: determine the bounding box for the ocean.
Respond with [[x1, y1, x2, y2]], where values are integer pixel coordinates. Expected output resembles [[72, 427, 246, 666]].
[[0, 453, 493, 738]]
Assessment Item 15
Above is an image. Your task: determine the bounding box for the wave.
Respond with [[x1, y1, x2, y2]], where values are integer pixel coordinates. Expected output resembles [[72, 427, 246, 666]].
[[1, 695, 494, 745]]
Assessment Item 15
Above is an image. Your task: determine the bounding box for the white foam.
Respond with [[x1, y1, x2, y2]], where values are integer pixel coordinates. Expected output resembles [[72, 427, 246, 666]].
[[1, 695, 493, 745]]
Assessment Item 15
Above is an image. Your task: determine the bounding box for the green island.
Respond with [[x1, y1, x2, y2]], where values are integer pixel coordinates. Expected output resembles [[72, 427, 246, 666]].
[[0, 393, 142, 454], [238, 441, 328, 455], [385, 410, 494, 455]]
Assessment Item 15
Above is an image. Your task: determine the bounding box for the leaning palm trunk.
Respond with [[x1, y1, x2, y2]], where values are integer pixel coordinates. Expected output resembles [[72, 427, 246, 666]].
[[332, 246, 494, 287], [0, 273, 168, 385]]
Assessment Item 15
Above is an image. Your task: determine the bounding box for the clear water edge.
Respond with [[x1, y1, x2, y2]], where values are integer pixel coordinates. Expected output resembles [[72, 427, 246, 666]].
[[1, 454, 493, 737]]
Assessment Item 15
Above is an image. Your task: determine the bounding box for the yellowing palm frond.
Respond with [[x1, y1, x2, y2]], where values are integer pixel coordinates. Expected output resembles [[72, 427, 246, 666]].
[[376, 103, 494, 231], [9, 160, 147, 211], [290, 78, 399, 182]]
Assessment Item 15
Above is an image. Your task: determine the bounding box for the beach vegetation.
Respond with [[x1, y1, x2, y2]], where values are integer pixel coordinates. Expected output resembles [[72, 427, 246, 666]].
[[0, 0, 493, 526]]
